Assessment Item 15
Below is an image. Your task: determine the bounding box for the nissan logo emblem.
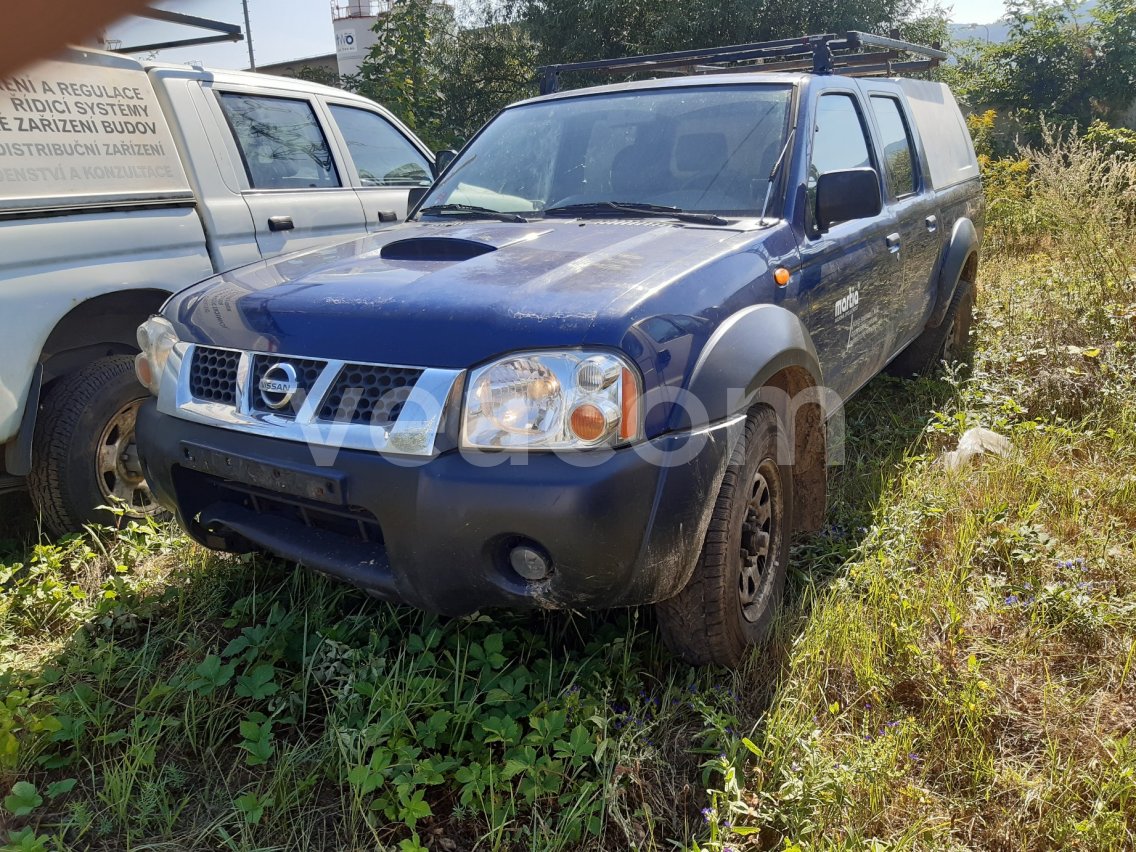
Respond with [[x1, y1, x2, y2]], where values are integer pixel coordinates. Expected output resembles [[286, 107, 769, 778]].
[[258, 362, 300, 410]]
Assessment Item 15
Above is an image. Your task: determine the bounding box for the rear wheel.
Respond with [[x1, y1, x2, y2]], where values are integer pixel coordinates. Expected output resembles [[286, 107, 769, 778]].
[[29, 355, 163, 537], [886, 277, 976, 377], [656, 405, 793, 667]]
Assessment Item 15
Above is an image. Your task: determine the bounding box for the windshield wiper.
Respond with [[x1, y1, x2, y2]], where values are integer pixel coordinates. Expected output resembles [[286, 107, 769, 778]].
[[759, 128, 795, 226], [542, 201, 728, 226], [417, 203, 530, 223]]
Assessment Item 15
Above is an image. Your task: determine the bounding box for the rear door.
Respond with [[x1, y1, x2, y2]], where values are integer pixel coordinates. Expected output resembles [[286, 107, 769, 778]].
[[796, 89, 902, 401], [865, 89, 943, 356], [215, 89, 368, 257], [321, 101, 434, 229]]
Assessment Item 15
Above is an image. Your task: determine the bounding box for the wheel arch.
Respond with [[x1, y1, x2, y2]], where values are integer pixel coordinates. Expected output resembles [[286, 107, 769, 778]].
[[40, 288, 172, 383], [680, 305, 829, 532], [928, 218, 980, 329], [6, 289, 171, 477]]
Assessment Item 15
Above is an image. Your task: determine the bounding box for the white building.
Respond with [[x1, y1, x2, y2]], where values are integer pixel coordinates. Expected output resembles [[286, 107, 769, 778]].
[[332, 0, 389, 76]]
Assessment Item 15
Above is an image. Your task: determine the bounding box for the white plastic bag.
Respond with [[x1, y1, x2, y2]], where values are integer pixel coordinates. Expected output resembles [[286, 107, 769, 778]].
[[941, 427, 1011, 471]]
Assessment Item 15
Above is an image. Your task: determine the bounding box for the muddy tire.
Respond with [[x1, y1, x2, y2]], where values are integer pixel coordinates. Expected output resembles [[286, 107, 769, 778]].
[[656, 405, 794, 667], [28, 355, 163, 537], [886, 278, 976, 377]]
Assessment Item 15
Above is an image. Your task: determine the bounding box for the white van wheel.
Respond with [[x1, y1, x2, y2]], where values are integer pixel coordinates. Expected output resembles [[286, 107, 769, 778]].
[[28, 355, 163, 537]]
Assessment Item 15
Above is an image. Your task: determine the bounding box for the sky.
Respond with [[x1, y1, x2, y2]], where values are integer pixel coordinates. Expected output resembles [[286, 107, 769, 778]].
[[106, 0, 1010, 72], [949, 0, 1009, 24]]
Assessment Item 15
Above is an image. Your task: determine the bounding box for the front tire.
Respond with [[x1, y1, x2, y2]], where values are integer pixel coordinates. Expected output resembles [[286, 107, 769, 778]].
[[656, 405, 794, 667], [28, 355, 163, 537]]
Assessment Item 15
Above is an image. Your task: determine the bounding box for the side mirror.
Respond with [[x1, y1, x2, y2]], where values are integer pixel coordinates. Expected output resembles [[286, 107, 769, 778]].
[[407, 186, 429, 211], [433, 149, 457, 177], [816, 168, 882, 232]]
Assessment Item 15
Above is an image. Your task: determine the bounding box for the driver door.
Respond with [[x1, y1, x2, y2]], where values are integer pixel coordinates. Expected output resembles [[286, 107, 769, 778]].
[[797, 90, 902, 402]]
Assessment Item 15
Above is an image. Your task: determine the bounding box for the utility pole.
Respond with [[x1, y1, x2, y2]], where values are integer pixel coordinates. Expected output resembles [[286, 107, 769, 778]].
[[242, 0, 256, 70]]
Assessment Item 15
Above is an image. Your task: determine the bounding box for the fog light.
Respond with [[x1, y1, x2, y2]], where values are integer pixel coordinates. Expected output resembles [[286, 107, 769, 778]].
[[509, 544, 551, 581]]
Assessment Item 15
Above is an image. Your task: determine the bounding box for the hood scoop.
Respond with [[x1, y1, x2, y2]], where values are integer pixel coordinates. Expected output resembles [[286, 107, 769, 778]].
[[380, 237, 497, 262]]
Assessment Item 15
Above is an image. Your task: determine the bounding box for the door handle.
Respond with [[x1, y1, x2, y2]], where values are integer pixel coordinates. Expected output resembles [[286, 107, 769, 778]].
[[886, 233, 901, 252], [268, 215, 294, 232], [925, 215, 938, 233]]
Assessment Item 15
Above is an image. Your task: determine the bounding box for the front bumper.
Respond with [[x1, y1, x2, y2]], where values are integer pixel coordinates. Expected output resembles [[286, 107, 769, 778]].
[[137, 401, 737, 615]]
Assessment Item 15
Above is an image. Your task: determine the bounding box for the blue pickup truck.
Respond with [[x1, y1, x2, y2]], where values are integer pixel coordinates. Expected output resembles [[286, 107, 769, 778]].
[[134, 33, 983, 666]]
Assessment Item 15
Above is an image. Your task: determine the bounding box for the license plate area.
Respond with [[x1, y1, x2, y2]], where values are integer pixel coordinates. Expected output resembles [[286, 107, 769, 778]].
[[178, 442, 346, 506]]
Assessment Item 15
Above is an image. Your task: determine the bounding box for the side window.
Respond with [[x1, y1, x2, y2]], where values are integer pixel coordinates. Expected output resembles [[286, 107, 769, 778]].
[[810, 94, 873, 180], [218, 93, 339, 189], [808, 93, 874, 232], [328, 105, 432, 187], [870, 96, 918, 197]]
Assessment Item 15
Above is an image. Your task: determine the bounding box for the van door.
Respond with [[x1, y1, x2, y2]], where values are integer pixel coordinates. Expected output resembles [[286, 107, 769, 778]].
[[866, 92, 943, 356], [215, 90, 368, 257], [796, 91, 903, 401], [322, 102, 434, 228]]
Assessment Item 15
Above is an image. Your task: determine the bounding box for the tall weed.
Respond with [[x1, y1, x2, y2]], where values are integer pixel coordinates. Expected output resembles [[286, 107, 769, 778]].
[[977, 124, 1136, 422]]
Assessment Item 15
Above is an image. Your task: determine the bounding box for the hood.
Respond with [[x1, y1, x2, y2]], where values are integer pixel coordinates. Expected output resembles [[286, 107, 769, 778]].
[[166, 220, 759, 368]]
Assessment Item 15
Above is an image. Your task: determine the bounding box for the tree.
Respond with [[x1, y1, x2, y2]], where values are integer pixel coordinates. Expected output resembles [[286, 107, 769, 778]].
[[436, 12, 540, 146], [329, 0, 537, 150], [946, 0, 1136, 149], [519, 0, 939, 65], [293, 64, 345, 88], [353, 0, 456, 147], [324, 0, 953, 150], [1094, 0, 1136, 123]]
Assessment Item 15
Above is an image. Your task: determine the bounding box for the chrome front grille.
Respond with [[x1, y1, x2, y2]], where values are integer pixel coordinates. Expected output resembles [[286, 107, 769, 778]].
[[163, 343, 462, 458], [188, 346, 240, 405], [318, 364, 423, 425]]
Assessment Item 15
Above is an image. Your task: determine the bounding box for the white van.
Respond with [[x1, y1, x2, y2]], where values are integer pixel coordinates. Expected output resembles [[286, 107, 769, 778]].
[[0, 47, 436, 534]]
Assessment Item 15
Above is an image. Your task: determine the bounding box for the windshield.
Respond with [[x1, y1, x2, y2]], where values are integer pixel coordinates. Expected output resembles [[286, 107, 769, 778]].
[[418, 84, 793, 219]]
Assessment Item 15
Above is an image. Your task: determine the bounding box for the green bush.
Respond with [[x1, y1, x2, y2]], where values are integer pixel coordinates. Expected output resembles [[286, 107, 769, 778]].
[[1084, 120, 1136, 161]]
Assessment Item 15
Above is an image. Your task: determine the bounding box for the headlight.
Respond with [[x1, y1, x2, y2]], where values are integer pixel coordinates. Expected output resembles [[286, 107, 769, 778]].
[[135, 316, 178, 395], [462, 351, 641, 450]]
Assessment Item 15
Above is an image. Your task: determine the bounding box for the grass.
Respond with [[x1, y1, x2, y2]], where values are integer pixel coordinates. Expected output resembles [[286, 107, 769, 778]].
[[2, 140, 1135, 851]]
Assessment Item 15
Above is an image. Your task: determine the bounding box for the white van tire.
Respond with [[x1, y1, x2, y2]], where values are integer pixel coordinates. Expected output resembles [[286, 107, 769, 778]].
[[28, 355, 163, 537]]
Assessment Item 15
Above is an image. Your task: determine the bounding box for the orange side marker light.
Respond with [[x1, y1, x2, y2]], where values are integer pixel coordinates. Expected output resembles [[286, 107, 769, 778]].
[[620, 368, 639, 440]]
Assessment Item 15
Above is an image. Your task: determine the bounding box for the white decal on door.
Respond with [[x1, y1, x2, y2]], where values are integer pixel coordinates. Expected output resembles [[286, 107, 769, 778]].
[[835, 286, 860, 348]]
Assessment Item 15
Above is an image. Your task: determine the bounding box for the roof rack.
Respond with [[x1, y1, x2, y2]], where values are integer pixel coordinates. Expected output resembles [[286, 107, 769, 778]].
[[537, 30, 948, 95]]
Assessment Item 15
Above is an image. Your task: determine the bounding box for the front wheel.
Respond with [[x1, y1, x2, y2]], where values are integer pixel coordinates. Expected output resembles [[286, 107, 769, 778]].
[[28, 355, 163, 537], [656, 405, 794, 667]]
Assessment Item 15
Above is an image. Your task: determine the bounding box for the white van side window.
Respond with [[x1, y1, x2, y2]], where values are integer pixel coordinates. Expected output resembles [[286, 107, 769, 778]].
[[328, 105, 432, 187], [219, 93, 340, 189]]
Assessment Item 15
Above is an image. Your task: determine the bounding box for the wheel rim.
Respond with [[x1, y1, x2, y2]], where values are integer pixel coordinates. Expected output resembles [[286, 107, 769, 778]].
[[738, 459, 782, 623], [97, 400, 160, 517]]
